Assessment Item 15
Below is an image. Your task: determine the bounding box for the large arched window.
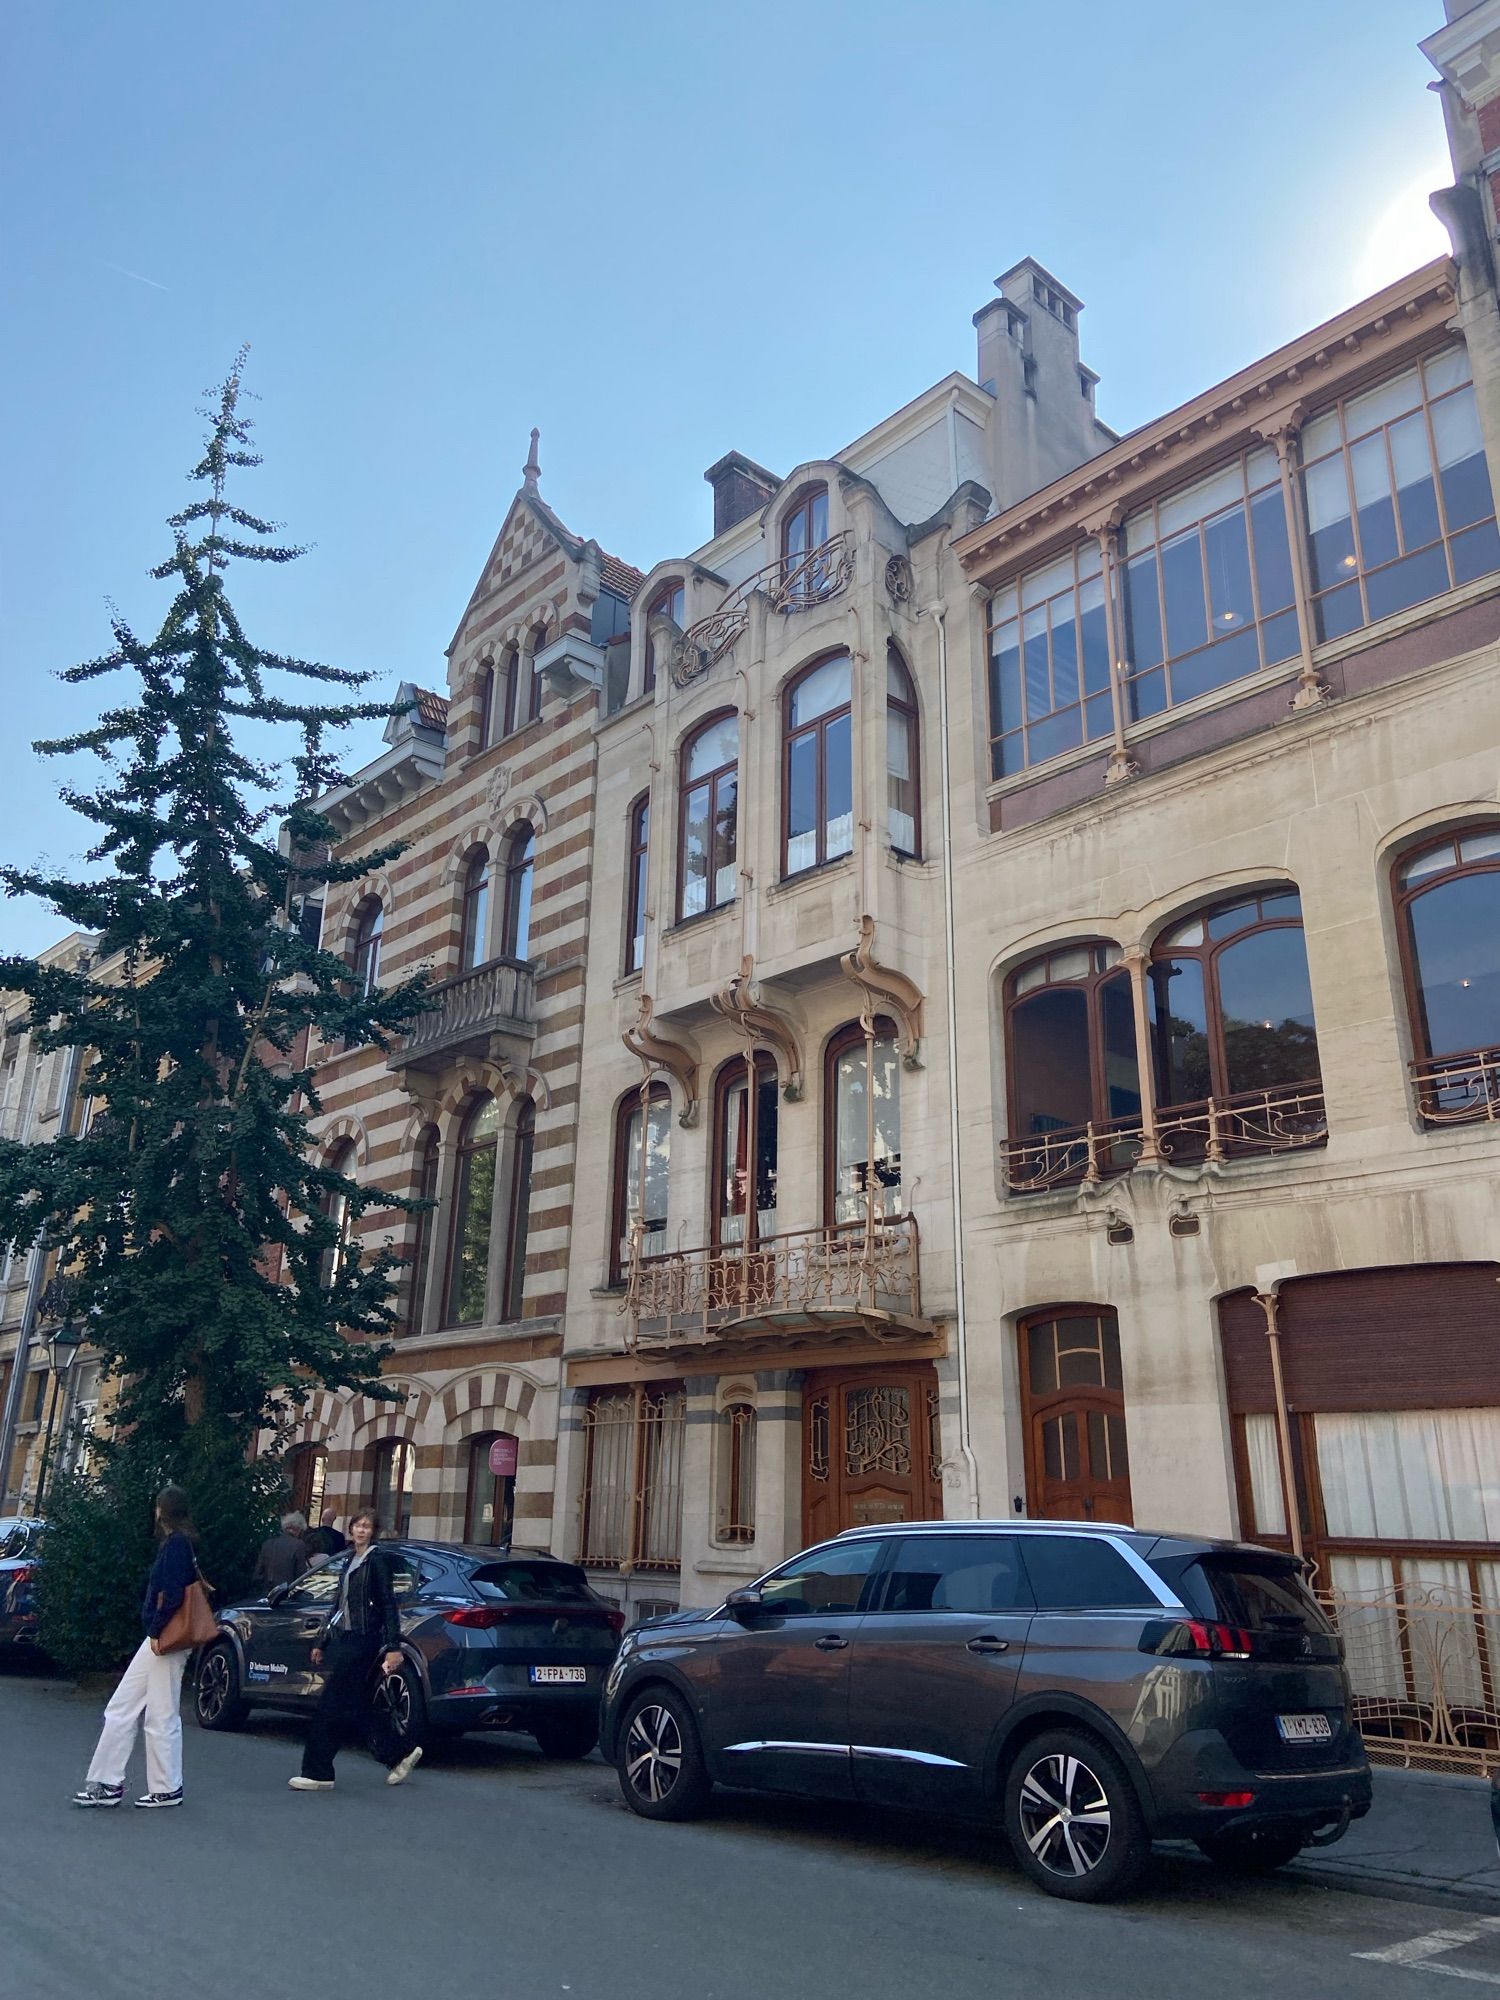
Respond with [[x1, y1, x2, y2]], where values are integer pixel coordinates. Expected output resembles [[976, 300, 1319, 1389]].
[[406, 1125, 440, 1335], [825, 1019, 901, 1227], [1397, 825, 1500, 1121], [444, 1095, 500, 1327], [886, 645, 920, 857], [502, 1097, 535, 1321], [713, 1054, 778, 1247], [781, 483, 829, 602], [1149, 889, 1324, 1155], [1003, 943, 1140, 1190], [473, 663, 496, 754], [459, 847, 491, 972], [320, 1139, 357, 1290], [368, 1437, 413, 1539], [464, 1431, 517, 1545], [644, 579, 685, 694], [678, 712, 739, 920], [501, 826, 534, 960], [350, 900, 383, 995], [625, 793, 649, 975], [612, 1084, 670, 1285], [784, 653, 853, 877]]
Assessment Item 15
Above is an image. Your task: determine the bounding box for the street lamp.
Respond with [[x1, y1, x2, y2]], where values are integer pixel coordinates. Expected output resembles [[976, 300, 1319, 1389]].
[[34, 1318, 84, 1516]]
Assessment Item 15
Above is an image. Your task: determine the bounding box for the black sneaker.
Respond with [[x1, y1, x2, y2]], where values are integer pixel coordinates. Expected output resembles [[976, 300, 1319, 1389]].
[[72, 1782, 124, 1808], [132, 1788, 184, 1809]]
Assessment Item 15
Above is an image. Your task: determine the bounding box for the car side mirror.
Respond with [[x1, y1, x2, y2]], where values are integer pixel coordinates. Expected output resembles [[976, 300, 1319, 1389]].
[[725, 1587, 766, 1623], [266, 1582, 291, 1606]]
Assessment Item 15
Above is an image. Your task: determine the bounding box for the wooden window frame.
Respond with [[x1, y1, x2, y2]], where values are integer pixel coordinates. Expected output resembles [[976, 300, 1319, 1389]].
[[711, 1052, 777, 1249], [885, 644, 921, 859], [780, 482, 830, 570], [822, 1016, 898, 1229], [677, 708, 739, 922], [442, 1093, 498, 1329], [321, 1139, 357, 1290], [473, 663, 495, 754], [624, 792, 649, 975], [499, 646, 520, 739], [1392, 826, 1500, 1065], [501, 825, 534, 962], [501, 1097, 535, 1322], [580, 1381, 685, 1572], [459, 846, 491, 973], [367, 1437, 413, 1538], [644, 579, 685, 695], [523, 629, 546, 727], [350, 899, 383, 995], [1017, 1305, 1132, 1524], [406, 1124, 440, 1336], [1003, 941, 1131, 1147], [717, 1401, 757, 1545], [463, 1430, 515, 1546], [610, 1083, 670, 1286], [782, 650, 853, 881]]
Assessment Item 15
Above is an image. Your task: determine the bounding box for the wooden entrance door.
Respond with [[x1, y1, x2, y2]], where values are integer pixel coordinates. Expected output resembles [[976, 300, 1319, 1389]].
[[802, 1365, 943, 1546], [1020, 1309, 1134, 1524]]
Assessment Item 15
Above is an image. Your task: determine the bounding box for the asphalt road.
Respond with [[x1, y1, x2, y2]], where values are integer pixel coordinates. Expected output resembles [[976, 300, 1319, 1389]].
[[4, 1656, 1500, 2000]]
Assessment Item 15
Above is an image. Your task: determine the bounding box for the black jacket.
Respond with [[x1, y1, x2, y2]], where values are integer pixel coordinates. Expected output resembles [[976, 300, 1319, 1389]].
[[320, 1547, 400, 1652], [141, 1531, 197, 1640]]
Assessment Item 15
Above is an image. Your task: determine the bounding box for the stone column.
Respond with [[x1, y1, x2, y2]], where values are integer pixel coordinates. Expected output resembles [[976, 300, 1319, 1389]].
[[753, 1368, 805, 1567], [676, 1374, 721, 1608]]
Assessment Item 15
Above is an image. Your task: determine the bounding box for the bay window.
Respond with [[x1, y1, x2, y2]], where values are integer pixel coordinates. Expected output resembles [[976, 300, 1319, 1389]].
[[988, 540, 1112, 777]]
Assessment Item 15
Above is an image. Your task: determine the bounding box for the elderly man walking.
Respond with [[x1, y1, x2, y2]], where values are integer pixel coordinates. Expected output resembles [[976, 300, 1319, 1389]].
[[254, 1512, 311, 1591]]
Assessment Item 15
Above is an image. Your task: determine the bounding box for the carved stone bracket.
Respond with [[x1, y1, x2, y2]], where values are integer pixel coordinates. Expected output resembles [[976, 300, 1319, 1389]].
[[884, 554, 913, 605], [840, 915, 924, 1069], [622, 994, 701, 1127], [709, 957, 806, 1099]]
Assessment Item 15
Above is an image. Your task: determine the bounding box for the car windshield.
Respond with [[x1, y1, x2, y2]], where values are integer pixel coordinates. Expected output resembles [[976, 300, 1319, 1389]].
[[470, 1561, 595, 1604], [1187, 1555, 1332, 1634], [0, 1523, 35, 1559]]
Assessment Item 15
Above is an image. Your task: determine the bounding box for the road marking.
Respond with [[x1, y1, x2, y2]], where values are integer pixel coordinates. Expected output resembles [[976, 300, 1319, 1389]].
[[1356, 1918, 1500, 1983]]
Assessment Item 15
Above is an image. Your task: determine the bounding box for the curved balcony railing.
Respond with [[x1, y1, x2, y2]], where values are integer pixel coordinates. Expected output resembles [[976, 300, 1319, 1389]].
[[1000, 1116, 1144, 1194], [673, 532, 855, 686], [391, 958, 535, 1071], [1411, 1046, 1500, 1126]]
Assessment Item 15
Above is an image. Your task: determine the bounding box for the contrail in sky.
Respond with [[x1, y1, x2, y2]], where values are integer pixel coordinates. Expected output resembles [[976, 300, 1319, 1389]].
[[102, 261, 170, 292]]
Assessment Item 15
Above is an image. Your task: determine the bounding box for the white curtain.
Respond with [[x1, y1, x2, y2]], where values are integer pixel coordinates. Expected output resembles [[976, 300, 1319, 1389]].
[[1242, 1414, 1286, 1537], [1316, 1409, 1500, 1543]]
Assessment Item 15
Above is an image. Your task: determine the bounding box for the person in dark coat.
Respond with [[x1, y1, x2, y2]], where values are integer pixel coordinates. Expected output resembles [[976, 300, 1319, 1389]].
[[303, 1507, 347, 1560], [289, 1510, 422, 1792], [255, 1511, 311, 1589], [73, 1485, 199, 1810]]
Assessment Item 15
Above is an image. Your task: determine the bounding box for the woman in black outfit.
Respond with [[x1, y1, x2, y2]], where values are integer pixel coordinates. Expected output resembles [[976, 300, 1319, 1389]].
[[289, 1509, 422, 1792]]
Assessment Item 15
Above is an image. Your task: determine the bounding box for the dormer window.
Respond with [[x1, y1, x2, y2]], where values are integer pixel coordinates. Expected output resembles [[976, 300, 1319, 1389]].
[[781, 484, 829, 603], [644, 580, 685, 695]]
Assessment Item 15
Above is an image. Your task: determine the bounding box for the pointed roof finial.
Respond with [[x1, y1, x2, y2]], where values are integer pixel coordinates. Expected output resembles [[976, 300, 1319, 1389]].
[[523, 427, 541, 495]]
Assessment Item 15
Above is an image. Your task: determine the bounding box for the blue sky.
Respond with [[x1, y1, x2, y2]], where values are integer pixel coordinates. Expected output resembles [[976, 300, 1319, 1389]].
[[0, 0, 1450, 955]]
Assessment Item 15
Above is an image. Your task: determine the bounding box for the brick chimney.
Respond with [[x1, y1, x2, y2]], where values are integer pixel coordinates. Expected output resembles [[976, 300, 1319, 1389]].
[[704, 451, 781, 537]]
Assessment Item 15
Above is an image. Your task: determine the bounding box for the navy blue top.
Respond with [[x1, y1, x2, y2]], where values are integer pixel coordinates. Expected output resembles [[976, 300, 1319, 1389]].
[[141, 1530, 197, 1639]]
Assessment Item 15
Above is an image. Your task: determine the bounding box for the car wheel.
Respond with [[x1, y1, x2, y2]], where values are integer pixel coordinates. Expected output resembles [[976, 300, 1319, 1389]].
[[532, 1715, 599, 1760], [1197, 1825, 1306, 1873], [194, 1641, 248, 1731], [1004, 1728, 1149, 1903], [617, 1687, 710, 1822], [371, 1658, 427, 1757]]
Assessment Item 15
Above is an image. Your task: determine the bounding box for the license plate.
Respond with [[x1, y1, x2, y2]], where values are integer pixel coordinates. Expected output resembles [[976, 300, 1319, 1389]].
[[530, 1665, 587, 1685], [1276, 1712, 1333, 1742]]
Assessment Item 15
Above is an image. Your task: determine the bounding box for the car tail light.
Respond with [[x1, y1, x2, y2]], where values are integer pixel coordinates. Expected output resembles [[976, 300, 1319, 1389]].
[[1141, 1618, 1254, 1660], [446, 1606, 514, 1628], [606, 1608, 625, 1635], [10, 1566, 35, 1589], [1197, 1791, 1256, 1808]]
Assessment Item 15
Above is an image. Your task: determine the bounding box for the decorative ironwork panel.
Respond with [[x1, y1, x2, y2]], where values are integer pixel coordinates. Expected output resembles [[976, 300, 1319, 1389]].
[[719, 1403, 757, 1546], [634, 1386, 685, 1571], [1323, 1572, 1500, 1777], [845, 1385, 912, 1478], [1411, 1048, 1500, 1126], [807, 1394, 830, 1485], [579, 1391, 635, 1568]]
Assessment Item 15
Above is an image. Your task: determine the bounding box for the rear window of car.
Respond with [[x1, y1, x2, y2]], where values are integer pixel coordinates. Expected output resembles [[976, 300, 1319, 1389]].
[[470, 1561, 596, 1604], [1018, 1535, 1160, 1610], [0, 1524, 34, 1559], [1174, 1555, 1333, 1635]]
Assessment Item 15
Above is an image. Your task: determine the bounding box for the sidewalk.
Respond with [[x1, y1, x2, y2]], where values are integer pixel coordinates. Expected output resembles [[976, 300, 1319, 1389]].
[[1288, 1767, 1500, 1910]]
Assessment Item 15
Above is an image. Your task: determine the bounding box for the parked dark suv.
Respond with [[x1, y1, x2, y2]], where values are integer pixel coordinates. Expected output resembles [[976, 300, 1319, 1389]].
[[600, 1521, 1370, 1901]]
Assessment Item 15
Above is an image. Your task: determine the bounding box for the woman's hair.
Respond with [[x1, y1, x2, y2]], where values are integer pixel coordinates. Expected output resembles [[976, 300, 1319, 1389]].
[[348, 1509, 380, 1534], [155, 1485, 194, 1537]]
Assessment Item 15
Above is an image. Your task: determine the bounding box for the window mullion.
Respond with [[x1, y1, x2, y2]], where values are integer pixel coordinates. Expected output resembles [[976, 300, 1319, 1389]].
[[1257, 415, 1328, 709]]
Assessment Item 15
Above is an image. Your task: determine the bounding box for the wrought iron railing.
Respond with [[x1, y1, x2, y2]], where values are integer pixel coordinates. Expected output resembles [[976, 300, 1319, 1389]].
[[1321, 1581, 1500, 1776], [1000, 1081, 1327, 1193], [673, 532, 855, 685], [1000, 1116, 1144, 1194], [1411, 1046, 1500, 1127], [625, 1214, 921, 1346], [393, 959, 535, 1066]]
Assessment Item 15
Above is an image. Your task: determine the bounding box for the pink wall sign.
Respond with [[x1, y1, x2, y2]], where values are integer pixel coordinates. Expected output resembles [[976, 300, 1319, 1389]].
[[488, 1434, 519, 1479]]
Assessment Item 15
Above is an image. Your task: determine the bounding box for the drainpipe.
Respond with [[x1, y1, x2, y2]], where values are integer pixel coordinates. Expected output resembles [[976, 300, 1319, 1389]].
[[1253, 1286, 1302, 1558], [930, 540, 981, 1517]]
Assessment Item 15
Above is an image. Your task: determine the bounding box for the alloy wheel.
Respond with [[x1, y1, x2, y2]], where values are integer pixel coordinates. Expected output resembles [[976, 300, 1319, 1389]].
[[624, 1702, 683, 1805], [198, 1648, 231, 1724], [375, 1668, 412, 1740], [1016, 1750, 1113, 1879]]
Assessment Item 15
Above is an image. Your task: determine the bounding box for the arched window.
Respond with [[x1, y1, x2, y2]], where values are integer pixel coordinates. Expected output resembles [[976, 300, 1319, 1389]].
[[501, 826, 534, 960], [717, 1403, 757, 1545], [444, 1095, 500, 1327], [350, 900, 383, 995], [502, 1097, 535, 1321], [886, 645, 921, 857], [286, 1442, 328, 1524], [784, 653, 853, 877], [825, 1019, 901, 1227], [368, 1437, 413, 1539], [644, 579, 685, 694], [464, 1431, 517, 1545], [524, 628, 546, 725], [612, 1085, 670, 1285], [1396, 825, 1500, 1121], [1003, 943, 1140, 1190], [320, 1139, 357, 1290], [473, 663, 495, 754], [713, 1054, 778, 1247], [459, 847, 491, 972], [406, 1125, 440, 1335], [1019, 1308, 1133, 1524], [625, 793, 649, 975], [1149, 889, 1324, 1155], [780, 483, 829, 602], [678, 712, 739, 920], [499, 645, 520, 738]]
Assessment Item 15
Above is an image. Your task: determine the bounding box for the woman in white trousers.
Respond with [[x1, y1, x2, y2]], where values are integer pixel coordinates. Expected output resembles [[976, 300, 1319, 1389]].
[[73, 1485, 198, 1810]]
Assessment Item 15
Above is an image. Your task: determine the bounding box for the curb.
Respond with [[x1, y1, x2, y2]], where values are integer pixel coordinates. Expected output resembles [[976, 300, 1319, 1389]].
[[1290, 1856, 1500, 1917]]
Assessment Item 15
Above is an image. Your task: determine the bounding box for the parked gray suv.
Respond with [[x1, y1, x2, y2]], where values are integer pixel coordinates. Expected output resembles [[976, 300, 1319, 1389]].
[[599, 1520, 1371, 1901]]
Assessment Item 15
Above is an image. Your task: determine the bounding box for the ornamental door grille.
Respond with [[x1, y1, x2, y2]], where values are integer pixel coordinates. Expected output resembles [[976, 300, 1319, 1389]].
[[801, 1365, 942, 1546], [580, 1383, 685, 1573]]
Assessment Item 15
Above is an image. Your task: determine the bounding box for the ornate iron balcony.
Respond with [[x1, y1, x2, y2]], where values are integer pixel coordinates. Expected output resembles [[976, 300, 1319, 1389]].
[[673, 532, 855, 687], [1411, 1047, 1500, 1127], [389, 958, 535, 1073], [625, 1213, 923, 1352]]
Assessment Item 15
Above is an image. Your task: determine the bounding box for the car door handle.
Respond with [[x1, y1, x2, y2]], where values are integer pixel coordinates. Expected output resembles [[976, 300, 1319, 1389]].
[[814, 1634, 850, 1652], [966, 1636, 1010, 1655]]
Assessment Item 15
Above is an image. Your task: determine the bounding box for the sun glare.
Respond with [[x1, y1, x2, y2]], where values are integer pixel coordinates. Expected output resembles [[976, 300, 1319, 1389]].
[[1353, 160, 1455, 298]]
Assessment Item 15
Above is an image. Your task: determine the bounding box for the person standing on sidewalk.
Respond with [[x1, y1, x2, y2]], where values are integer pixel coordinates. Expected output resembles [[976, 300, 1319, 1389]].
[[289, 1509, 422, 1793], [72, 1485, 198, 1811]]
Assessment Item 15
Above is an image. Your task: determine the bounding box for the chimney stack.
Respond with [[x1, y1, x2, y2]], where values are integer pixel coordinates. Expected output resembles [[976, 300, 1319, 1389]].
[[704, 451, 781, 538]]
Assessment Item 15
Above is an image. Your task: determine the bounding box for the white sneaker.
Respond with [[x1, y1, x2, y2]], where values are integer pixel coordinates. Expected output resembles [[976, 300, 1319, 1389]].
[[387, 1745, 423, 1786], [288, 1776, 335, 1791]]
